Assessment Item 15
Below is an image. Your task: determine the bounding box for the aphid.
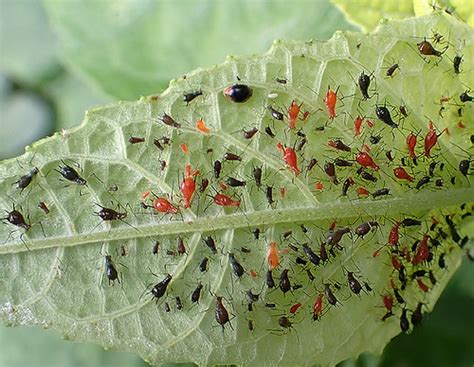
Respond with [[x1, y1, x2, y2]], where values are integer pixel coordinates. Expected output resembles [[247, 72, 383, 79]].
[[383, 294, 394, 314], [453, 55, 463, 74], [166, 250, 177, 256], [152, 241, 160, 255], [357, 168, 378, 182], [228, 253, 245, 278], [15, 167, 39, 191], [424, 121, 442, 157], [296, 138, 307, 151], [399, 105, 408, 118], [95, 204, 127, 221], [177, 237, 186, 255], [388, 222, 400, 246], [159, 160, 167, 171], [375, 105, 398, 128], [104, 255, 120, 285], [393, 167, 414, 182], [364, 282, 373, 292], [215, 296, 232, 330], [266, 270, 275, 288], [153, 197, 179, 214], [243, 127, 259, 139], [196, 119, 210, 133], [38, 202, 49, 214], [246, 290, 260, 303], [325, 86, 338, 119], [213, 160, 222, 179], [252, 228, 261, 240], [128, 136, 145, 144], [416, 176, 430, 190], [150, 273, 172, 301], [411, 269, 426, 279], [459, 159, 471, 177], [400, 308, 409, 333], [276, 77, 287, 84], [319, 242, 329, 262], [328, 139, 351, 152], [223, 83, 253, 103], [342, 177, 355, 196], [248, 320, 254, 331], [356, 152, 379, 170], [277, 143, 301, 175], [224, 152, 241, 162], [306, 158, 318, 172], [191, 283, 203, 303], [290, 303, 302, 314], [55, 163, 87, 185], [356, 187, 370, 197], [347, 272, 362, 295], [197, 178, 208, 194], [279, 269, 292, 294], [369, 135, 382, 144], [406, 133, 417, 158], [163, 302, 171, 313], [413, 235, 430, 265], [411, 302, 423, 327], [324, 284, 338, 306], [225, 177, 246, 187], [417, 39, 443, 57], [391, 254, 402, 271], [306, 269, 315, 281], [267, 105, 284, 121], [302, 243, 321, 266], [372, 188, 390, 198], [183, 89, 203, 104], [435, 178, 444, 187], [460, 91, 473, 102], [199, 257, 209, 272], [265, 303, 276, 308], [438, 253, 446, 268], [214, 193, 240, 207], [417, 278, 429, 292], [386, 150, 394, 162], [153, 139, 164, 151], [278, 316, 293, 330], [161, 113, 181, 128], [265, 185, 274, 205], [287, 100, 303, 129], [324, 162, 338, 185], [334, 158, 353, 167], [313, 294, 324, 321], [355, 221, 378, 237], [354, 116, 363, 136], [175, 296, 183, 310], [180, 164, 199, 208], [358, 71, 371, 100], [386, 63, 399, 77], [265, 126, 276, 138], [401, 218, 421, 227], [267, 241, 280, 269], [327, 227, 350, 248], [393, 288, 405, 304]]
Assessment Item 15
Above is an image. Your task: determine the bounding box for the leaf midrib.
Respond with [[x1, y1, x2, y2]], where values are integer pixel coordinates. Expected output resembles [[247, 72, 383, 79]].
[[3, 187, 471, 255]]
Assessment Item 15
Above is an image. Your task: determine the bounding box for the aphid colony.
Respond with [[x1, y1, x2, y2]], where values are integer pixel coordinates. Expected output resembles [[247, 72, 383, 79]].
[[0, 24, 472, 346]]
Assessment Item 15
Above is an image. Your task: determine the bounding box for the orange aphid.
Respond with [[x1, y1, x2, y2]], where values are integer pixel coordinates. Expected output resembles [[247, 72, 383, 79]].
[[250, 270, 258, 278], [458, 121, 465, 129], [180, 163, 199, 208], [180, 143, 188, 153], [324, 86, 337, 119], [142, 190, 151, 199], [315, 181, 324, 190], [267, 241, 280, 269], [287, 100, 303, 129], [277, 142, 301, 175], [356, 187, 370, 196], [354, 116, 363, 136], [196, 118, 210, 133]]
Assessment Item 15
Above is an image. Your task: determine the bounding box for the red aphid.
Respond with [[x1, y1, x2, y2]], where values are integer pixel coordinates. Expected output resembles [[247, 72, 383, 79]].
[[219, 182, 228, 191], [290, 303, 302, 314], [388, 222, 400, 246], [213, 193, 240, 207], [180, 163, 199, 208], [315, 182, 324, 190], [287, 100, 302, 129], [366, 119, 374, 128], [413, 235, 430, 265], [393, 167, 414, 182], [277, 143, 301, 175], [313, 294, 324, 320], [142, 190, 151, 199], [383, 294, 394, 313], [424, 121, 441, 158], [180, 143, 188, 154], [153, 197, 179, 214], [356, 151, 379, 170], [325, 87, 337, 119], [302, 110, 310, 121], [354, 116, 363, 136], [406, 133, 417, 158], [417, 278, 429, 292], [356, 187, 370, 197], [402, 247, 411, 263], [391, 254, 402, 271]]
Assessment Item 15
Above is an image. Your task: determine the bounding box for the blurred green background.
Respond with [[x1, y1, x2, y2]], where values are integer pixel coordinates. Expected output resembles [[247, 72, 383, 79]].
[[0, 1, 472, 366]]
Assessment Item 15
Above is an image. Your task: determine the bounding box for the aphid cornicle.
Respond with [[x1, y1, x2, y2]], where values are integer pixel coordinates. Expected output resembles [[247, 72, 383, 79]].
[[223, 84, 253, 103]]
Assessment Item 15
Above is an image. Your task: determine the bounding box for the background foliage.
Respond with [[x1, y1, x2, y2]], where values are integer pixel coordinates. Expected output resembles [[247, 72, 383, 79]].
[[0, 0, 472, 366]]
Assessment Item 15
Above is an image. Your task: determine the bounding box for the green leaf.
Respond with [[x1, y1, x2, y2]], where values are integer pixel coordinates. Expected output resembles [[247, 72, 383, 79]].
[[413, 0, 474, 28], [43, 0, 356, 100], [1, 12, 473, 367], [331, 0, 414, 32]]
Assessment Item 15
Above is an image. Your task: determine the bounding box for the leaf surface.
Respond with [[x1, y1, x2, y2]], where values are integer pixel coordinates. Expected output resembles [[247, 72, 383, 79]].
[[1, 12, 473, 367]]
